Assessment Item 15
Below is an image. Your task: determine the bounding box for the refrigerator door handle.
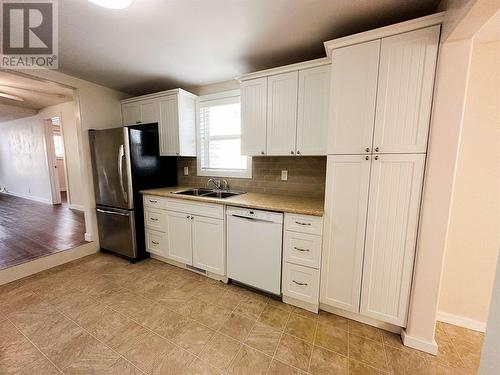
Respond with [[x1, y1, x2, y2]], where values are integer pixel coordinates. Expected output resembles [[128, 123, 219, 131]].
[[96, 208, 130, 216], [118, 144, 128, 203]]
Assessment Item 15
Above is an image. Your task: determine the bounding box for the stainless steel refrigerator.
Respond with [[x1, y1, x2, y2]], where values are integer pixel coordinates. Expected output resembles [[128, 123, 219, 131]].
[[89, 124, 177, 262]]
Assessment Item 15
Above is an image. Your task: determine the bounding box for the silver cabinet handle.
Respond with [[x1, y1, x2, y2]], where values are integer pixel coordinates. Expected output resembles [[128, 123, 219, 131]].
[[295, 221, 311, 226], [294, 247, 310, 252], [151, 241, 159, 245], [149, 199, 158, 203], [150, 217, 159, 221], [292, 280, 308, 286]]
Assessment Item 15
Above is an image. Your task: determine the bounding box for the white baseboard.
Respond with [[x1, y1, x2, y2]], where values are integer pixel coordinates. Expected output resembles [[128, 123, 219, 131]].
[[69, 203, 85, 211], [437, 311, 486, 332], [0, 241, 99, 286], [401, 329, 438, 355], [1, 191, 52, 204], [84, 232, 93, 242]]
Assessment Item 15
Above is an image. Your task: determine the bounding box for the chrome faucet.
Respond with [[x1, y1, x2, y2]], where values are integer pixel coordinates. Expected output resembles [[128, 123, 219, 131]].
[[221, 179, 229, 191], [207, 178, 221, 190]]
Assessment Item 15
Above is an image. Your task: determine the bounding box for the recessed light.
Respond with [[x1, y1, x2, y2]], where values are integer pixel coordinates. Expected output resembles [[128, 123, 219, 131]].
[[88, 0, 131, 9], [0, 92, 24, 102]]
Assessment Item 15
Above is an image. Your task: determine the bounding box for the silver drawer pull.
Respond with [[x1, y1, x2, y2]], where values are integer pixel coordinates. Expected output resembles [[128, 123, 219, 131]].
[[293, 247, 310, 252], [150, 218, 159, 221], [149, 199, 158, 203], [292, 280, 308, 286], [295, 221, 311, 226], [151, 241, 159, 245]]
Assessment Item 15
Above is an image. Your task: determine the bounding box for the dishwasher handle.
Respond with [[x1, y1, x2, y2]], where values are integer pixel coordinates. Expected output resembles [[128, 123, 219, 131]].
[[231, 214, 276, 224]]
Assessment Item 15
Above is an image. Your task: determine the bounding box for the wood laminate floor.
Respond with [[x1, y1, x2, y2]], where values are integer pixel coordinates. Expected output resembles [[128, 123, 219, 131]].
[[0, 252, 484, 374], [0, 193, 86, 270]]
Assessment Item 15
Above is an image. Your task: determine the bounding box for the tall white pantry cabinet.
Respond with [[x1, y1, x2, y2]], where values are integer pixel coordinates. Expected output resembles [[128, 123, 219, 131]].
[[321, 26, 440, 327]]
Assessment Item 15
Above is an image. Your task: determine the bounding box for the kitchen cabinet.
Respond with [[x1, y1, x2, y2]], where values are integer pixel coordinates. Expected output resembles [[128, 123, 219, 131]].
[[266, 71, 298, 155], [373, 26, 440, 154], [143, 197, 225, 277], [121, 89, 196, 156], [328, 40, 380, 155], [296, 65, 330, 155], [240, 77, 267, 156], [320, 155, 371, 313], [239, 59, 330, 156], [360, 153, 425, 326]]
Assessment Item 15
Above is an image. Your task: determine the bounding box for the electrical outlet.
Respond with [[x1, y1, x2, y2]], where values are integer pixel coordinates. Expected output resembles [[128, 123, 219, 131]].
[[281, 170, 288, 181], [183, 166, 189, 176]]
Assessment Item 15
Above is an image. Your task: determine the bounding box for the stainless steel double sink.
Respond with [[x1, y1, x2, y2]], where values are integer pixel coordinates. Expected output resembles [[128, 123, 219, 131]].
[[173, 188, 245, 199]]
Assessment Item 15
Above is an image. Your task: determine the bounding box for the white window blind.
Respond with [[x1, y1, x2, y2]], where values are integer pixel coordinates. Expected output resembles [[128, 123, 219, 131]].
[[197, 92, 252, 178]]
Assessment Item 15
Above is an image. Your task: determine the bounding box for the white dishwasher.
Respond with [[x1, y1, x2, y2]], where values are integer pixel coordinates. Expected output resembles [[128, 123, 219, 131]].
[[227, 207, 283, 295]]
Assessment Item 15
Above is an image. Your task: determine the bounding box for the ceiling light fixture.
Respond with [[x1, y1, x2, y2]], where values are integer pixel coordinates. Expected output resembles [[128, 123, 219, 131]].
[[0, 92, 24, 102], [88, 0, 131, 9]]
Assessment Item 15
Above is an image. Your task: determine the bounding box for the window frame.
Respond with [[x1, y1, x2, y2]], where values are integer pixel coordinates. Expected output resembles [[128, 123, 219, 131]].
[[196, 90, 252, 179]]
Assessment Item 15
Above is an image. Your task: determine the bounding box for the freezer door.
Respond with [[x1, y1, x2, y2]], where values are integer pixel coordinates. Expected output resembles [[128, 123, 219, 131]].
[[96, 206, 137, 259], [89, 128, 132, 209]]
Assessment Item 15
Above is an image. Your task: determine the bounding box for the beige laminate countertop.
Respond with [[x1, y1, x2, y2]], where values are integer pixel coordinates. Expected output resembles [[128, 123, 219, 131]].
[[141, 186, 324, 216]]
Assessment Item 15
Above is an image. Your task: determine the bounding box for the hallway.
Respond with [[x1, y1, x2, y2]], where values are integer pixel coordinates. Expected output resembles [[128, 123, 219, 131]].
[[0, 194, 86, 269]]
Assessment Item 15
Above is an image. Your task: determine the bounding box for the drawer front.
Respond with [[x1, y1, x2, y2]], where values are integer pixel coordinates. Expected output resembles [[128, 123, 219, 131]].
[[143, 195, 167, 209], [284, 231, 321, 269], [144, 208, 167, 232], [145, 229, 168, 257], [285, 213, 323, 235], [282, 263, 320, 304], [164, 198, 224, 219]]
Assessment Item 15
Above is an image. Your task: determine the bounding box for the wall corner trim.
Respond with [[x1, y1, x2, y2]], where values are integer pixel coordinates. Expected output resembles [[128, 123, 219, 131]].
[[437, 311, 486, 332], [401, 330, 438, 355], [84, 232, 93, 242]]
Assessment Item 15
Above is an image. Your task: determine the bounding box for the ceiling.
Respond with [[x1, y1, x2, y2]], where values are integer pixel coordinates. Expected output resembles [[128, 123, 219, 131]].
[[58, 0, 440, 95], [476, 9, 500, 43], [0, 71, 74, 122]]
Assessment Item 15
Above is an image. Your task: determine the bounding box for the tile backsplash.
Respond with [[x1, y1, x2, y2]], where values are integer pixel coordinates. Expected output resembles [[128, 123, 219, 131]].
[[177, 156, 327, 198]]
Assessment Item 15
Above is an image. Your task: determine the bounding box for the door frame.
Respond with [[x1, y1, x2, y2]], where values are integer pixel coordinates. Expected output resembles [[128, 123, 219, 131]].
[[43, 118, 62, 205]]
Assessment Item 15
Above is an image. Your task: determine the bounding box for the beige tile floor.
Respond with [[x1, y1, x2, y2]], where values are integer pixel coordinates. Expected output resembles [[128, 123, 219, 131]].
[[0, 253, 484, 375]]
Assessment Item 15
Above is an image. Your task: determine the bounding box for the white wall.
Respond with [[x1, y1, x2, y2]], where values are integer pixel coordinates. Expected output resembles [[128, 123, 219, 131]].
[[0, 115, 52, 203], [438, 39, 500, 330]]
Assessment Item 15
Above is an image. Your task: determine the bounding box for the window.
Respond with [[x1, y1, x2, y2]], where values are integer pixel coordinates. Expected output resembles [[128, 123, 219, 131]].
[[53, 134, 64, 158], [197, 90, 252, 178]]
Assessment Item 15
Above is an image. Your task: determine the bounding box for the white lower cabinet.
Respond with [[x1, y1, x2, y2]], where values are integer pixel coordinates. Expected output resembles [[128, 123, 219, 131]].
[[143, 197, 225, 277], [282, 213, 323, 312]]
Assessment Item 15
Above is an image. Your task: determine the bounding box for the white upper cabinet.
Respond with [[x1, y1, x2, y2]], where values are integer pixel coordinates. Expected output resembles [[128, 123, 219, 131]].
[[320, 155, 371, 312], [240, 77, 268, 156], [296, 65, 330, 155], [360, 153, 425, 326], [328, 40, 380, 155], [267, 71, 299, 156], [373, 26, 440, 154], [121, 89, 196, 157], [122, 103, 141, 125]]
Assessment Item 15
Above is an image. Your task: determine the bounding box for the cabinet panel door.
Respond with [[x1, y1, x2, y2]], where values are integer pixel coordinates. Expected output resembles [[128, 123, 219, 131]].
[[267, 71, 298, 155], [373, 26, 440, 153], [192, 216, 225, 275], [122, 103, 141, 125], [296, 65, 330, 155], [320, 155, 371, 312], [328, 40, 380, 154], [158, 96, 180, 156], [240, 77, 267, 156], [166, 211, 192, 265], [140, 100, 160, 124], [360, 154, 425, 326]]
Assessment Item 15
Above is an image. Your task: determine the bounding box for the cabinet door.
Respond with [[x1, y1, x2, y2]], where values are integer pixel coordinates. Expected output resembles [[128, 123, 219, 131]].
[[296, 65, 330, 155], [328, 40, 380, 154], [140, 100, 160, 124], [166, 211, 193, 265], [360, 154, 425, 326], [320, 155, 371, 312], [192, 216, 225, 275], [122, 103, 141, 125], [373, 26, 440, 154], [158, 96, 180, 156], [240, 77, 267, 156], [267, 71, 298, 155]]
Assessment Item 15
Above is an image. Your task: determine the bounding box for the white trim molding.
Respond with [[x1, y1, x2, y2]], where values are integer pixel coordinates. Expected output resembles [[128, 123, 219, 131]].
[[69, 204, 85, 211], [1, 191, 52, 205], [437, 311, 487, 332], [324, 12, 446, 55], [401, 329, 439, 355], [0, 241, 98, 286], [84, 232, 93, 242]]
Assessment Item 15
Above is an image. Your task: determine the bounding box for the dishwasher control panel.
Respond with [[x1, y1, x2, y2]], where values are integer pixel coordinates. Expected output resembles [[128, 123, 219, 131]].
[[226, 207, 283, 223]]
